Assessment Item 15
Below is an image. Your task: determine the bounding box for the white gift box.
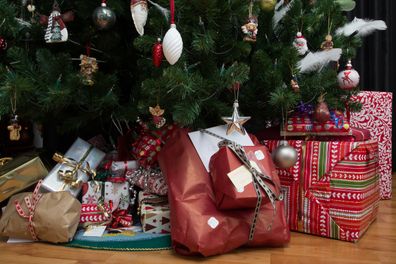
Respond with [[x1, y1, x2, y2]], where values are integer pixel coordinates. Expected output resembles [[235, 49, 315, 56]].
[[41, 138, 105, 197]]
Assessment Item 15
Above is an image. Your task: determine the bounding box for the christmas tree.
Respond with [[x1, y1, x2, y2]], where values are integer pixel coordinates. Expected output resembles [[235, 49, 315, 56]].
[[0, 0, 384, 139]]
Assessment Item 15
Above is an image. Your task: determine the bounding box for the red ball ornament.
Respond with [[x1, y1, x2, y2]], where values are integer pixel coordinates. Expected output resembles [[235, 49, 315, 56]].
[[314, 95, 330, 123], [152, 38, 163, 68], [0, 36, 8, 54]]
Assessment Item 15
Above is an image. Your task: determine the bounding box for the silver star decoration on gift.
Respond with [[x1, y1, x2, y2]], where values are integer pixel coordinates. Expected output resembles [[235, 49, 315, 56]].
[[222, 100, 251, 135]]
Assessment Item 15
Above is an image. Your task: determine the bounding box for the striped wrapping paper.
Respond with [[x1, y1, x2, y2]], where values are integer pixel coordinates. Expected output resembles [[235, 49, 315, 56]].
[[263, 139, 380, 242]]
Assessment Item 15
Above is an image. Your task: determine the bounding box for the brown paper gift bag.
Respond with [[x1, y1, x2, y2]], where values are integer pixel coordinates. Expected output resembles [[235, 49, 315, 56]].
[[0, 180, 81, 243]]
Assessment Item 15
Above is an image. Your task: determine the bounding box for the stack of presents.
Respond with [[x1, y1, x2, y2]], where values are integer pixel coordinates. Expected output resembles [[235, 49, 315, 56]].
[[0, 91, 392, 256]]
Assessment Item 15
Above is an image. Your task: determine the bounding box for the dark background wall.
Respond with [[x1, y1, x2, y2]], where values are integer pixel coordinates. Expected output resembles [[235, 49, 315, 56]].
[[351, 0, 395, 171]]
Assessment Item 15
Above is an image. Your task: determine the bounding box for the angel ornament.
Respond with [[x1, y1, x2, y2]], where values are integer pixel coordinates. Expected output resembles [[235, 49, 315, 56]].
[[241, 16, 258, 42], [7, 116, 22, 141], [149, 105, 166, 128], [321, 34, 334, 50]]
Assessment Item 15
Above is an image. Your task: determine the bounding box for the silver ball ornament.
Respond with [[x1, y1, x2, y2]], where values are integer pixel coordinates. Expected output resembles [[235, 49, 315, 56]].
[[272, 141, 298, 169], [92, 3, 116, 30]]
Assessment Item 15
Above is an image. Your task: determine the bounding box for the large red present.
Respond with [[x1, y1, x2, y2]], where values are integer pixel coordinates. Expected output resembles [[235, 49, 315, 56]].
[[263, 139, 380, 242], [209, 145, 280, 210], [159, 129, 290, 257], [350, 91, 393, 199]]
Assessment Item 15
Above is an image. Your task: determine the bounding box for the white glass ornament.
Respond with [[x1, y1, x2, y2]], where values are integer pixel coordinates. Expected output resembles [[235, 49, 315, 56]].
[[293, 32, 308, 56], [337, 60, 360, 90], [130, 0, 148, 36], [162, 24, 183, 65]]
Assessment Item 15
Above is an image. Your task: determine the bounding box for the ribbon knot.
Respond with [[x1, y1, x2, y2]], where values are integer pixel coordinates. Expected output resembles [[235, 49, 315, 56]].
[[203, 130, 282, 241], [14, 180, 44, 241], [53, 148, 96, 190]]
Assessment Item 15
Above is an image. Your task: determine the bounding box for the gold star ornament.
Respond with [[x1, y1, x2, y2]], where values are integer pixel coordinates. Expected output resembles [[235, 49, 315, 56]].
[[222, 100, 251, 135]]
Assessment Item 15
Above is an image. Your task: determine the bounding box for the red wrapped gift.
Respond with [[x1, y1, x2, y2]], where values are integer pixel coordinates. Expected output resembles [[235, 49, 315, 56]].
[[263, 139, 380, 242], [159, 129, 290, 257], [131, 124, 177, 168], [350, 91, 393, 199], [209, 145, 280, 210], [283, 111, 351, 136], [80, 203, 111, 225]]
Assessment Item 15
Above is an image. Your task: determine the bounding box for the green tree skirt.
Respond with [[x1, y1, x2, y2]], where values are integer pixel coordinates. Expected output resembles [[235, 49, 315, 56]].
[[66, 230, 171, 251]]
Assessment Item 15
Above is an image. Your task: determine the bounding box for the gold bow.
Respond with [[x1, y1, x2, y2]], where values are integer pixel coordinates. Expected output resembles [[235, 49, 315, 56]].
[[53, 152, 96, 189]]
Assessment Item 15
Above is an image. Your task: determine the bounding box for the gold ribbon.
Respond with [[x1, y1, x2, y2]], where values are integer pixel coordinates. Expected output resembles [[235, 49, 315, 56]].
[[52, 146, 96, 190]]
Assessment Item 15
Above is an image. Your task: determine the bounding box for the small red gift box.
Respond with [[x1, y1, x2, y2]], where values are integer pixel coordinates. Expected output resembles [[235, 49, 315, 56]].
[[209, 145, 280, 210]]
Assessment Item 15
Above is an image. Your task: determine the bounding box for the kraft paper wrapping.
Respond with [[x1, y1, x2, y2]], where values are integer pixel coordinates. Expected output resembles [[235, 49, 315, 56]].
[[0, 191, 81, 243], [0, 155, 48, 203], [41, 138, 106, 197]]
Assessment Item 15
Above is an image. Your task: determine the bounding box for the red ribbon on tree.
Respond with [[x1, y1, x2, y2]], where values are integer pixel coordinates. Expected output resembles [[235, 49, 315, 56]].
[[170, 0, 175, 24], [14, 180, 44, 241]]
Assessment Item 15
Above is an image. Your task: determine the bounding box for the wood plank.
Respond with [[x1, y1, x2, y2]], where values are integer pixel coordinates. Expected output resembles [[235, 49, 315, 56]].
[[0, 176, 395, 264]]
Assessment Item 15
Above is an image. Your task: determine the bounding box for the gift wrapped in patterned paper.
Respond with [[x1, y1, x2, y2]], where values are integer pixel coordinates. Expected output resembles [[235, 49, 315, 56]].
[[109, 160, 138, 183], [350, 91, 393, 199], [0, 153, 48, 203], [138, 191, 170, 234], [41, 138, 106, 197], [131, 124, 177, 168], [81, 180, 104, 205], [104, 181, 130, 210], [80, 181, 132, 227], [283, 110, 351, 136], [126, 167, 168, 196], [263, 139, 380, 242]]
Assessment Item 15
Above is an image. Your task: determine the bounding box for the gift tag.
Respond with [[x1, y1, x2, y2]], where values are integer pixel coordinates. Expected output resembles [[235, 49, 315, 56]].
[[227, 161, 261, 193], [83, 225, 107, 237], [207, 217, 219, 229]]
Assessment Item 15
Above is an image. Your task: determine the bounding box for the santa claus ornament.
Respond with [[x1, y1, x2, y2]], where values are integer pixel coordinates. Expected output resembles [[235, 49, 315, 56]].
[[337, 60, 360, 90], [43, 1, 72, 43], [130, 0, 148, 36], [162, 0, 183, 65], [293, 32, 308, 55]]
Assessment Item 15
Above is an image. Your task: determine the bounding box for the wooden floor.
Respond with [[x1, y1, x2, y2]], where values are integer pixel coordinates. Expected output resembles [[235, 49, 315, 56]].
[[1, 180, 395, 264]]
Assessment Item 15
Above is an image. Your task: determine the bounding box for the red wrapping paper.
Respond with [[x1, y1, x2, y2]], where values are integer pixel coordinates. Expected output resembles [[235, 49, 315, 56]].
[[209, 145, 280, 210], [158, 129, 290, 257]]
